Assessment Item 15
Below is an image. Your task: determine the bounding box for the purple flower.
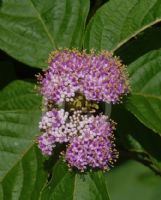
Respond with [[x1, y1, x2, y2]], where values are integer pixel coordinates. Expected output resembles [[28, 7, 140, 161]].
[[38, 109, 69, 155], [36, 49, 128, 171], [38, 109, 117, 169], [65, 115, 117, 171], [37, 49, 129, 104]]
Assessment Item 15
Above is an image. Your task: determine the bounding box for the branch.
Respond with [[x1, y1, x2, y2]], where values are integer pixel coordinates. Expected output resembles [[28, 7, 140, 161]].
[[119, 149, 161, 176]]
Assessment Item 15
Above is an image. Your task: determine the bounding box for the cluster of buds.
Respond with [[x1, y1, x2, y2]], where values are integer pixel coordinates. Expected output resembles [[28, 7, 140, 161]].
[[37, 49, 129, 172]]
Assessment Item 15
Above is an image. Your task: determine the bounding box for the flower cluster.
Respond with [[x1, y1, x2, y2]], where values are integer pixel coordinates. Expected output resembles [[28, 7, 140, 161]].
[[37, 49, 129, 172], [65, 115, 117, 171], [38, 109, 69, 155], [38, 49, 129, 104], [38, 109, 117, 171]]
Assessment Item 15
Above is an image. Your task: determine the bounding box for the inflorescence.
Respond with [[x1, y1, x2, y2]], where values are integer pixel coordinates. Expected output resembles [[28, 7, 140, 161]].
[[37, 49, 129, 172]]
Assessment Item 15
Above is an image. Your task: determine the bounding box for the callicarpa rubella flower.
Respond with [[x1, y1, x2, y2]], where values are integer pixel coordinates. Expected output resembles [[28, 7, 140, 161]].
[[38, 109, 69, 155], [65, 115, 118, 171], [37, 48, 129, 172], [37, 49, 129, 104], [38, 109, 118, 171]]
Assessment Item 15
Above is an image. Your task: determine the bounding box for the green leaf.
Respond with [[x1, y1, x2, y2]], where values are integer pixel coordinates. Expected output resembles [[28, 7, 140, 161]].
[[41, 160, 110, 200], [84, 0, 161, 51], [0, 0, 89, 68], [125, 49, 161, 135], [107, 161, 161, 200], [0, 80, 47, 199], [116, 27, 161, 65], [0, 80, 41, 110]]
